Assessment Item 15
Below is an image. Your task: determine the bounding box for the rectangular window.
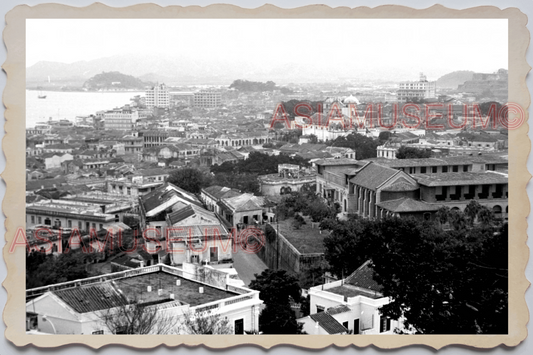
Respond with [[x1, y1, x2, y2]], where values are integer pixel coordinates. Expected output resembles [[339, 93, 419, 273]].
[[99, 224, 103, 230], [78, 221, 82, 229], [38, 217, 42, 224], [31, 216, 35, 224], [420, 167, 427, 174], [409, 167, 415, 174], [354, 319, 360, 334], [379, 317, 391, 333], [452, 165, 459, 172], [210, 247, 219, 262], [463, 165, 469, 172], [67, 220, 72, 228], [316, 305, 325, 313], [432, 166, 437, 173], [442, 166, 448, 173]]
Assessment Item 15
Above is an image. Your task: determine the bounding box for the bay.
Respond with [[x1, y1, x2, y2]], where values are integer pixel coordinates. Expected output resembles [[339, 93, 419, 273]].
[[26, 90, 144, 128]]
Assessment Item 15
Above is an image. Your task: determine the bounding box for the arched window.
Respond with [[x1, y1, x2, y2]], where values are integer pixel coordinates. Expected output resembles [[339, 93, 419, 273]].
[[492, 205, 502, 219]]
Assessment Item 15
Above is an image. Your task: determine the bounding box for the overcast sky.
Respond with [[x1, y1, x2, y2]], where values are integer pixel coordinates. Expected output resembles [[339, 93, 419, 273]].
[[26, 19, 508, 79]]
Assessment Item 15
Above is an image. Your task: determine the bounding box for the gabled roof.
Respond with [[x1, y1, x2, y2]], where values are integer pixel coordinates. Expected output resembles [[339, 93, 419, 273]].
[[314, 158, 361, 167], [309, 312, 347, 334], [349, 162, 399, 190], [377, 197, 440, 213], [167, 204, 219, 226], [202, 185, 242, 200], [220, 193, 264, 212], [412, 171, 508, 187], [141, 182, 202, 216]]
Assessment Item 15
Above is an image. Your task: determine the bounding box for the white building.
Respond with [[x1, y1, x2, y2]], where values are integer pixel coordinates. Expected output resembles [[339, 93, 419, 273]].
[[103, 106, 139, 130], [146, 83, 170, 108], [397, 73, 437, 101], [298, 260, 405, 335], [26, 264, 263, 335]]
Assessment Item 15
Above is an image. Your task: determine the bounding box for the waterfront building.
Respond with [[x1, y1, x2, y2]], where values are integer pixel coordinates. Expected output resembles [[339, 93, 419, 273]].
[[146, 83, 170, 108]]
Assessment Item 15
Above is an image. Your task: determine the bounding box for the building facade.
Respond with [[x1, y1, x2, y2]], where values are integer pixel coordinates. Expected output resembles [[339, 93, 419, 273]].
[[146, 83, 170, 108]]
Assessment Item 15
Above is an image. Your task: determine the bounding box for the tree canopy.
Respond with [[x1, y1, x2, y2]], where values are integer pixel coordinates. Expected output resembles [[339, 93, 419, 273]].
[[26, 250, 90, 289], [249, 269, 304, 334], [168, 168, 212, 194], [396, 146, 432, 159], [326, 133, 380, 160], [323, 203, 507, 334]]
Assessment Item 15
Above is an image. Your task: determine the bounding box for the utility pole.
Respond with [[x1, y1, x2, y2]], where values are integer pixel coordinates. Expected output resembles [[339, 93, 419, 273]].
[[276, 203, 280, 270]]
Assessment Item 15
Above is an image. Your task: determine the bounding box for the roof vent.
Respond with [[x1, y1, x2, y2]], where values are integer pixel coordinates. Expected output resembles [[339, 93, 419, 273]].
[[199, 287, 204, 294], [147, 286, 152, 292], [176, 280, 181, 286], [158, 289, 163, 296]]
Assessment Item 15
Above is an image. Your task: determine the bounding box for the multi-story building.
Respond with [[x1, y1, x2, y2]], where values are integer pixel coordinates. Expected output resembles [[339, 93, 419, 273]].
[[145, 83, 170, 108], [26, 199, 118, 232], [397, 73, 437, 101], [315, 158, 509, 222], [26, 264, 263, 335], [103, 106, 139, 130], [259, 164, 317, 196], [120, 136, 144, 154], [194, 90, 221, 108]]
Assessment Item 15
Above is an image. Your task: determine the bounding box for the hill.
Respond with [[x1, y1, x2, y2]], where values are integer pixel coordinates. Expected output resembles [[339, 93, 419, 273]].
[[437, 70, 475, 89], [82, 71, 152, 90]]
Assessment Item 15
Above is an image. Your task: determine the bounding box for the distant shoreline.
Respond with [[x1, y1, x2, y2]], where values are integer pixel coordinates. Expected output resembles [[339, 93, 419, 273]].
[[27, 88, 146, 93]]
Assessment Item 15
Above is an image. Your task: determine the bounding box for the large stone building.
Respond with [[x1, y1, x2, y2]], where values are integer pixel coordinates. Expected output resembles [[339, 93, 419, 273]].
[[316, 157, 508, 221], [397, 73, 437, 101]]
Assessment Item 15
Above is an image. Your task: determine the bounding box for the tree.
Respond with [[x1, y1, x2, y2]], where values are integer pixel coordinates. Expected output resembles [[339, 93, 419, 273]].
[[396, 146, 432, 159], [357, 216, 507, 334], [178, 310, 233, 334], [26, 250, 90, 289], [98, 299, 178, 334], [168, 167, 211, 194], [249, 269, 304, 334]]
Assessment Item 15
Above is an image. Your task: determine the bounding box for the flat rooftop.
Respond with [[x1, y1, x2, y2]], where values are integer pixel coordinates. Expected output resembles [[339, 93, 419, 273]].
[[112, 271, 238, 307], [326, 285, 383, 300]]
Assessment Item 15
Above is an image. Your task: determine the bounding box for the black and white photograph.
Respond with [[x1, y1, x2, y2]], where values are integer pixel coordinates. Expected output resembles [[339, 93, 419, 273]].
[[2, 2, 530, 351]]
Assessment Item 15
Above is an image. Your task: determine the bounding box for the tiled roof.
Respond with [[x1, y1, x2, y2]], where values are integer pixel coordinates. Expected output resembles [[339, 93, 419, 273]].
[[202, 185, 242, 200], [412, 171, 508, 187], [53, 282, 128, 313], [167, 204, 219, 225], [377, 197, 440, 213], [345, 260, 383, 293], [349, 162, 399, 190], [381, 181, 419, 192], [314, 158, 360, 166], [309, 312, 347, 334], [141, 182, 202, 213], [221, 193, 264, 212]]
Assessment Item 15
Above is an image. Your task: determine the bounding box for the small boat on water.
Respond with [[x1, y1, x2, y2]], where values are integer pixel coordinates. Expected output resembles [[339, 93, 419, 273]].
[[38, 91, 47, 99]]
